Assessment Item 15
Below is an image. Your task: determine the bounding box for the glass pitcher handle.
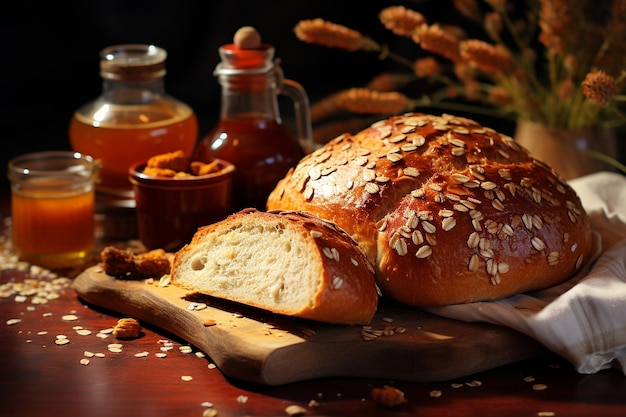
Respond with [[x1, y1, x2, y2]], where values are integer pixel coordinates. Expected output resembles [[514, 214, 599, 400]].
[[277, 75, 315, 153], [280, 79, 314, 153]]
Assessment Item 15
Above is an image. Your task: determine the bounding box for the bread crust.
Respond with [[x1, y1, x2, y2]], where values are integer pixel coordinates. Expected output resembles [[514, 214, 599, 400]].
[[172, 209, 378, 325], [267, 113, 593, 306]]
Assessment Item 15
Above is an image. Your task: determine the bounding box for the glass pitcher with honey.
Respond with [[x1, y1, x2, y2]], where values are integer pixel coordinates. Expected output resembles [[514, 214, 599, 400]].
[[193, 27, 313, 211]]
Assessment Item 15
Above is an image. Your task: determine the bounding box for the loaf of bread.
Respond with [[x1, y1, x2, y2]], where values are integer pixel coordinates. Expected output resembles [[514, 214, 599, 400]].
[[171, 209, 379, 325], [267, 113, 593, 307]]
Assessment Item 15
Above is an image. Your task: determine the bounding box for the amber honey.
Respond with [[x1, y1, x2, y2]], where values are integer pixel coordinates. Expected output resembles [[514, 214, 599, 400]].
[[69, 106, 198, 193], [11, 180, 95, 269], [194, 114, 303, 211]]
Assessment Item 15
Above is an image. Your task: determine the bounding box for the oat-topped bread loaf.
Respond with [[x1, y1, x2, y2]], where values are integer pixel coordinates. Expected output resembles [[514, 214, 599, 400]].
[[171, 209, 378, 325], [267, 113, 593, 307]]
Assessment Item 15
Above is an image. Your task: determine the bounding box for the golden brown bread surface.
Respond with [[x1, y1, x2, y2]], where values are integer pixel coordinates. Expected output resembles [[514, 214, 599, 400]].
[[267, 113, 593, 307], [171, 209, 378, 325]]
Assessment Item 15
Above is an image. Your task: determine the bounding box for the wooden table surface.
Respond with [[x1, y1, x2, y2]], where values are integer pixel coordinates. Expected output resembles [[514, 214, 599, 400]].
[[1, 197, 626, 417]]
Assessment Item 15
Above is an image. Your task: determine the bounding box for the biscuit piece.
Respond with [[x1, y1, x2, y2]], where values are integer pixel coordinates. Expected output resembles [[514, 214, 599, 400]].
[[100, 246, 135, 276], [134, 249, 172, 277], [113, 318, 142, 339], [101, 246, 171, 278]]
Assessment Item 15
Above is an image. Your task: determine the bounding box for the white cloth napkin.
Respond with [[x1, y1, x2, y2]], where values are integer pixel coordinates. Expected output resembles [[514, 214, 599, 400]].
[[427, 172, 626, 375]]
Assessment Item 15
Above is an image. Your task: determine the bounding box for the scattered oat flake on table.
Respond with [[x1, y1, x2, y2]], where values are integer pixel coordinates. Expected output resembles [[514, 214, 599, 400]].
[[179, 345, 193, 354], [537, 412, 556, 417], [285, 405, 307, 416], [62, 314, 79, 321], [134, 351, 149, 358], [79, 358, 90, 366], [429, 390, 443, 398], [32, 296, 49, 304], [181, 375, 193, 382], [108, 343, 123, 353], [6, 318, 22, 326], [236, 395, 248, 404], [202, 409, 217, 417], [532, 384, 548, 391], [55, 336, 70, 345]]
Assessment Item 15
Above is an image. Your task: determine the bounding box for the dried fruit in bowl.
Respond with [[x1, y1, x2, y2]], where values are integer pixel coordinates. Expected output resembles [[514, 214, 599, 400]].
[[142, 150, 224, 178]]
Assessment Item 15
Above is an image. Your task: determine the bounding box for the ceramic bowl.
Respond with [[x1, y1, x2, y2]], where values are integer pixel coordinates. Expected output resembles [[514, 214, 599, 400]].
[[129, 159, 235, 251]]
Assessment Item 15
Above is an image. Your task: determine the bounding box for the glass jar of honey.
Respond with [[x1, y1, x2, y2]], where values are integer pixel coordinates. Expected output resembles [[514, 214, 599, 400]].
[[8, 151, 97, 270], [69, 44, 198, 239], [193, 27, 312, 211]]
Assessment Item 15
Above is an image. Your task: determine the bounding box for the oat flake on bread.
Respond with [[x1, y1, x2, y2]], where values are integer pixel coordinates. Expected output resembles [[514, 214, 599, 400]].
[[267, 113, 593, 307]]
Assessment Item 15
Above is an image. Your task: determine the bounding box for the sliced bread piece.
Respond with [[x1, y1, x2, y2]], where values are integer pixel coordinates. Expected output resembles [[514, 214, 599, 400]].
[[171, 209, 379, 325]]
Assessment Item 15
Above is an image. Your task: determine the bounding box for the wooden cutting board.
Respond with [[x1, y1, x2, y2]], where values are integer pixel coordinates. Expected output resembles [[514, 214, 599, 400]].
[[72, 265, 545, 386]]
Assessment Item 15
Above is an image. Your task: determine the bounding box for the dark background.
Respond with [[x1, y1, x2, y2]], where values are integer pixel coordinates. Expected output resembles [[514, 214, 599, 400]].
[[5, 0, 499, 194], [3, 1, 622, 195], [1, 1, 401, 193]]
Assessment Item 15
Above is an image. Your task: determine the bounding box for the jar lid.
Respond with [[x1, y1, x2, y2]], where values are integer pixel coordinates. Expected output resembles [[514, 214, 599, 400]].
[[100, 44, 167, 81]]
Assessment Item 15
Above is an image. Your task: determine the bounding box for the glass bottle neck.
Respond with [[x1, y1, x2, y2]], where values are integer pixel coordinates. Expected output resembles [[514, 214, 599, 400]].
[[101, 77, 165, 104], [218, 73, 281, 122]]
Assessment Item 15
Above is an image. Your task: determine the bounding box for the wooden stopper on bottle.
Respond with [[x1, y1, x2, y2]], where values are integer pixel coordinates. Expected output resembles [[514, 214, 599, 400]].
[[234, 26, 262, 50]]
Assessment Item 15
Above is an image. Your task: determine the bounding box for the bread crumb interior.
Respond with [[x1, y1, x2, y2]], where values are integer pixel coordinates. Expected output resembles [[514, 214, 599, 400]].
[[180, 221, 322, 310]]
